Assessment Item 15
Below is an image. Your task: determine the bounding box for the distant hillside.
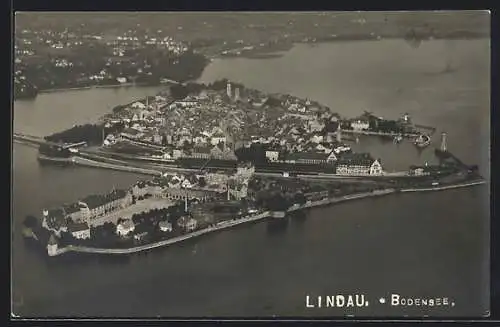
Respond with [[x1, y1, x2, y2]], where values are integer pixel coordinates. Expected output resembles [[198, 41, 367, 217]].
[[15, 11, 490, 42]]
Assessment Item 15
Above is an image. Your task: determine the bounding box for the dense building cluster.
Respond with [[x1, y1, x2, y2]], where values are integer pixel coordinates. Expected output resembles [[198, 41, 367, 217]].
[[41, 163, 255, 244], [102, 81, 386, 176], [14, 25, 206, 99]]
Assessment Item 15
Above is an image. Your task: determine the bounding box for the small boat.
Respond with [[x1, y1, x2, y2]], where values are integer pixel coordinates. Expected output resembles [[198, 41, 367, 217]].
[[393, 134, 403, 144], [414, 134, 431, 148]]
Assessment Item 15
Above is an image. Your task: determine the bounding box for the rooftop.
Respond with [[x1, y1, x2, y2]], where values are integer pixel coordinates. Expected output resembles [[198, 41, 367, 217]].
[[63, 203, 81, 215], [67, 222, 90, 233], [81, 189, 128, 210], [118, 219, 135, 229], [284, 151, 330, 161], [337, 153, 375, 166]]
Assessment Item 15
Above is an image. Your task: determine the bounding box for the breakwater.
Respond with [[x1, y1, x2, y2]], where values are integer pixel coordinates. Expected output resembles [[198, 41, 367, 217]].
[[400, 180, 486, 192], [342, 129, 420, 138]]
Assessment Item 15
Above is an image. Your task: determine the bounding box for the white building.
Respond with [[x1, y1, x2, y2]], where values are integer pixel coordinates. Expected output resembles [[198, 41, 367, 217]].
[[159, 220, 173, 232], [47, 235, 59, 256], [116, 220, 135, 236], [336, 154, 383, 176], [172, 149, 184, 159], [265, 150, 280, 162], [234, 87, 240, 101], [68, 222, 91, 239], [350, 119, 370, 131], [116, 77, 128, 84], [131, 101, 146, 109]]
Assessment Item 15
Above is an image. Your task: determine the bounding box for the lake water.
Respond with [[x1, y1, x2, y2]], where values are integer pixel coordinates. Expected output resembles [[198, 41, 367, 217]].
[[12, 39, 490, 318]]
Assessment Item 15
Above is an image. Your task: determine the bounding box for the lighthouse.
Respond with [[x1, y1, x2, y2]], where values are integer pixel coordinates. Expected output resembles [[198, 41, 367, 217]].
[[440, 132, 447, 152], [47, 234, 59, 256]]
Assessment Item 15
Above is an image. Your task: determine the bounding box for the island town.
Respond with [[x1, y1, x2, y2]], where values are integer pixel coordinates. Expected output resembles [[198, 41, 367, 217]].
[[17, 79, 486, 257]]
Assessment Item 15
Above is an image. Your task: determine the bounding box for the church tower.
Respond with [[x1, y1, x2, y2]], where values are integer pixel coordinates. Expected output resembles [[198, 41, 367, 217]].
[[226, 81, 232, 98]]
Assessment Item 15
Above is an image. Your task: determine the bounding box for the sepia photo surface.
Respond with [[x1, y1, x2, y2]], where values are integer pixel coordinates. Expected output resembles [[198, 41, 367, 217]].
[[12, 11, 490, 318]]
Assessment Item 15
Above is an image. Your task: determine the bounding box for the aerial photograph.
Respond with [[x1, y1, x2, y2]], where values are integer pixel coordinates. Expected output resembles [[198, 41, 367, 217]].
[[12, 11, 490, 318]]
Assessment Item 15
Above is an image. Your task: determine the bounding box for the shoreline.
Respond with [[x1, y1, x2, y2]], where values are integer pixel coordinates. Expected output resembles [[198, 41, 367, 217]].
[[15, 37, 489, 99], [48, 181, 486, 257], [36, 82, 159, 95], [35, 153, 163, 176]]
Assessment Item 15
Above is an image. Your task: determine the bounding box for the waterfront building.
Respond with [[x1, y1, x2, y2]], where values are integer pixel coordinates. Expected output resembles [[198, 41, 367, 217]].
[[47, 234, 58, 256], [116, 220, 135, 237], [350, 118, 370, 131], [116, 77, 127, 84], [79, 189, 133, 221], [335, 153, 383, 176], [158, 220, 173, 232], [67, 222, 91, 239], [178, 216, 198, 232], [408, 165, 431, 176]]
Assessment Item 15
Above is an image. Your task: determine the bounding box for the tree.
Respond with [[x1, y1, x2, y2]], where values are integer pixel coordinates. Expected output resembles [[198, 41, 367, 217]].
[[23, 215, 39, 229], [182, 140, 192, 151], [294, 193, 307, 205]]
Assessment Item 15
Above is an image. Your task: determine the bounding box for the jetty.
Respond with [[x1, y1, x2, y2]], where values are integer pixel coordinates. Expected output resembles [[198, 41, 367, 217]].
[[342, 129, 420, 138]]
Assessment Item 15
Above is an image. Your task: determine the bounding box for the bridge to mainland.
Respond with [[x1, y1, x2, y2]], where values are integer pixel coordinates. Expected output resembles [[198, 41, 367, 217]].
[[13, 132, 86, 149]]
